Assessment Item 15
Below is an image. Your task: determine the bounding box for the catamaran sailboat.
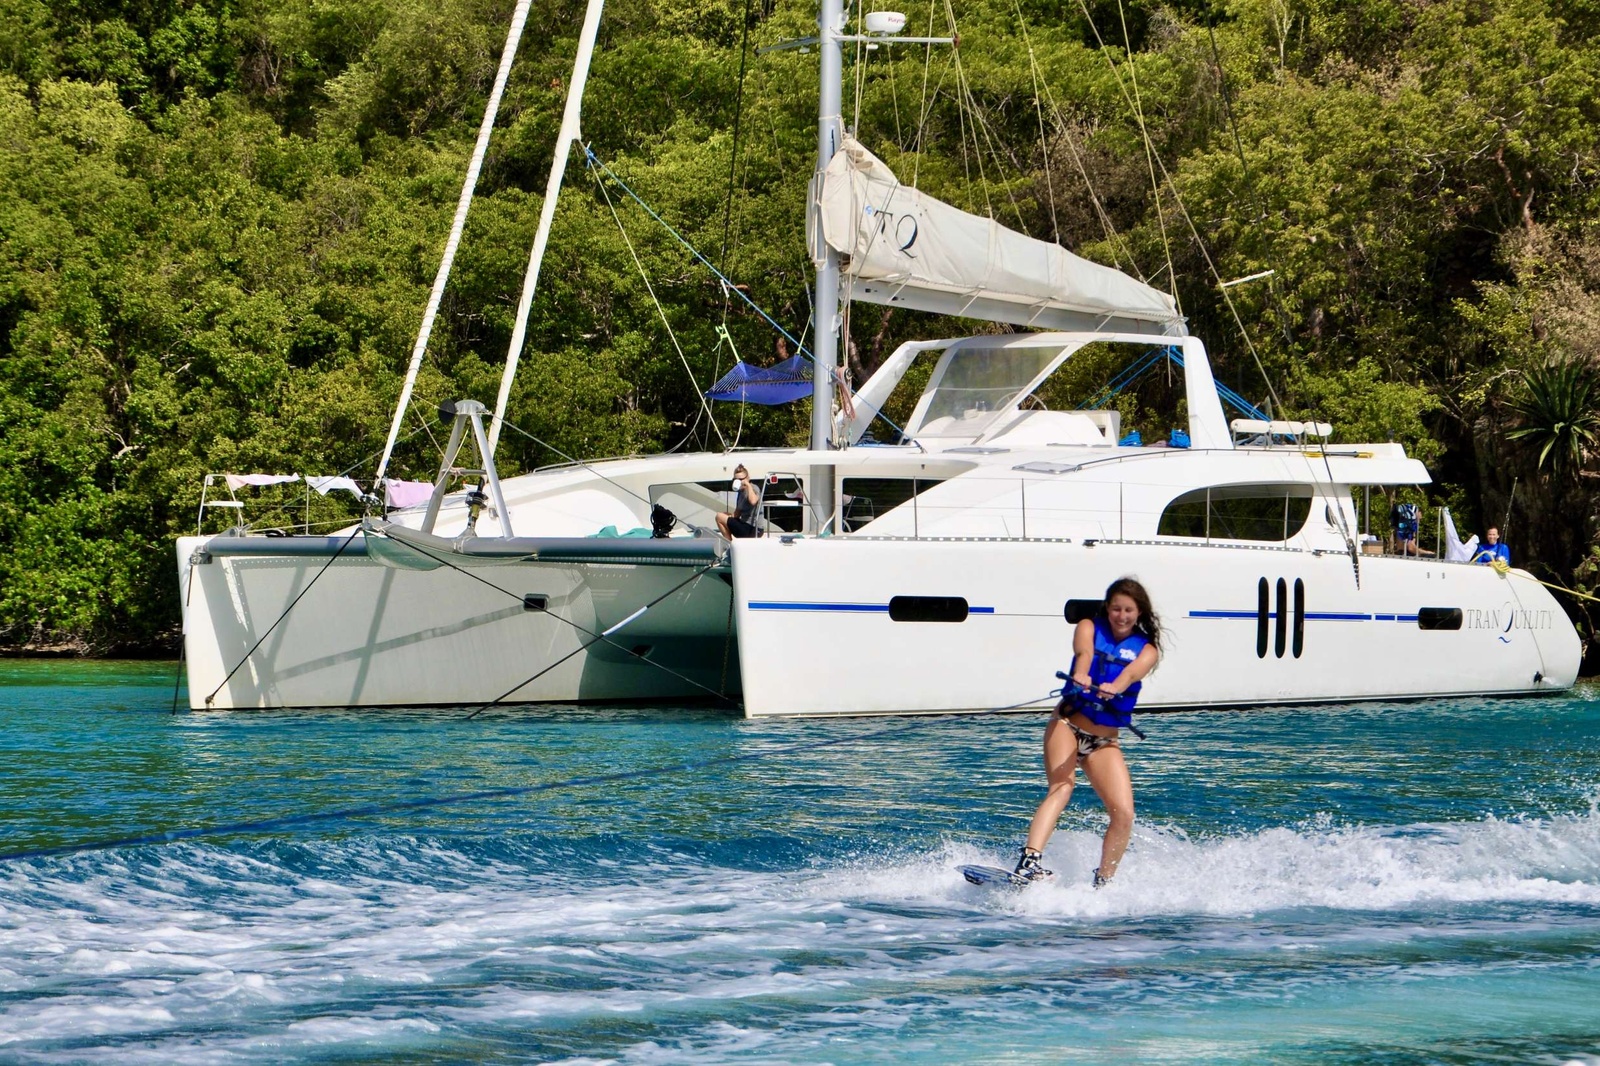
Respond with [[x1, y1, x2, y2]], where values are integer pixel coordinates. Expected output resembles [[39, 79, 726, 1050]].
[[175, 0, 1580, 714]]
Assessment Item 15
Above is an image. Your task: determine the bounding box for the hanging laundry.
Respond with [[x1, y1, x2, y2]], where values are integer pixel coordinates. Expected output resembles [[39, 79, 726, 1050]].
[[1442, 508, 1479, 563], [384, 479, 435, 509], [222, 473, 300, 491], [307, 476, 363, 497]]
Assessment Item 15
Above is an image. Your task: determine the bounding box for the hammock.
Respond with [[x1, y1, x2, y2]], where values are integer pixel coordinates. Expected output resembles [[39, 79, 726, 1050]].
[[705, 356, 813, 405]]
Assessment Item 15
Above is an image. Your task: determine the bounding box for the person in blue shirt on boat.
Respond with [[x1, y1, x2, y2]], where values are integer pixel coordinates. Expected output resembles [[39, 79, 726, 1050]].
[[1015, 576, 1162, 887], [1473, 526, 1511, 566]]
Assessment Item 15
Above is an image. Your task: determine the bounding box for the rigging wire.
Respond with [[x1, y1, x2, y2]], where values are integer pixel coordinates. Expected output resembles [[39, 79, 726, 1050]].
[[887, 18, 905, 151], [584, 146, 912, 444], [364, 528, 735, 706], [1013, 0, 1060, 245], [585, 148, 812, 360], [1023, 49, 1144, 276], [1207, 22, 1252, 211], [952, 72, 1026, 230], [1206, 21, 1296, 347], [588, 153, 729, 451], [1112, 0, 1180, 314], [492, 415, 670, 518], [461, 561, 728, 718], [941, 0, 990, 219], [910, 0, 941, 188], [718, 0, 756, 276], [939, 0, 1034, 232], [410, 400, 450, 466], [850, 0, 867, 137], [199, 525, 365, 708], [1072, 0, 1285, 413]]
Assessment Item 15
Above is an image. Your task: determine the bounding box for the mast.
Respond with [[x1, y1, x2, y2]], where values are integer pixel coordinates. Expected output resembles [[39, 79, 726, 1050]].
[[488, 0, 609, 459], [809, 0, 844, 530]]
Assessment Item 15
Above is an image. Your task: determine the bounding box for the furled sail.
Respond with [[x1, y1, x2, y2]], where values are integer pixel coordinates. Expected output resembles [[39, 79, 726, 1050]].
[[813, 138, 1183, 336]]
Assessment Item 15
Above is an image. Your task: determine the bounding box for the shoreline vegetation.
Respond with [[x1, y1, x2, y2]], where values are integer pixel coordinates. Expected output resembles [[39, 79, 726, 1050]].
[[3, 0, 1600, 667]]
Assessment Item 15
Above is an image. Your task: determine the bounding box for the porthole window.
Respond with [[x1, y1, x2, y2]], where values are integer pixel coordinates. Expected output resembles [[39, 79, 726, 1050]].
[[1417, 607, 1462, 631], [888, 596, 969, 622], [1064, 599, 1101, 624]]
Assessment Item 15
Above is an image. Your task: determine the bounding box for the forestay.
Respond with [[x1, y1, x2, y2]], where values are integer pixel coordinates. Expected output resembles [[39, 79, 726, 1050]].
[[813, 138, 1184, 337]]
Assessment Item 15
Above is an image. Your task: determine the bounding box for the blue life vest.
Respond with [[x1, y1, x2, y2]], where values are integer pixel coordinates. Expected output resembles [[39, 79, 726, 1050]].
[[1073, 618, 1150, 728]]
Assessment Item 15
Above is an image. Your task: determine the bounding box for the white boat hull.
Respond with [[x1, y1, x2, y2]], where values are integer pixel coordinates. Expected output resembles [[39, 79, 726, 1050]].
[[731, 538, 1580, 717], [177, 536, 737, 710]]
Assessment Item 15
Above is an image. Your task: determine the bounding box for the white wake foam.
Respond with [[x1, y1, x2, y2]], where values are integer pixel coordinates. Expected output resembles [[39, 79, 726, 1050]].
[[1, 806, 1597, 1059], [844, 802, 1600, 917]]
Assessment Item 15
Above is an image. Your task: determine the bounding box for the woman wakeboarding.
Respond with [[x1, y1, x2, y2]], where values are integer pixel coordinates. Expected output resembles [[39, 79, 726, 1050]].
[[1014, 576, 1162, 887]]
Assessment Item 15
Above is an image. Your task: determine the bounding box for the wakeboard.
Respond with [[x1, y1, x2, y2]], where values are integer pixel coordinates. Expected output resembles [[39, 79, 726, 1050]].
[[958, 863, 1048, 888]]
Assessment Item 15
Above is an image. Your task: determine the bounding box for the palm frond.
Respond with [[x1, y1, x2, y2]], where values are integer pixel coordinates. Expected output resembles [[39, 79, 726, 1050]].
[[1506, 358, 1600, 477]]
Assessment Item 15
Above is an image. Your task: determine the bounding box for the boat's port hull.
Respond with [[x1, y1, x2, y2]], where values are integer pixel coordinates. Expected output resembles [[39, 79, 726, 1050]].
[[177, 536, 737, 710]]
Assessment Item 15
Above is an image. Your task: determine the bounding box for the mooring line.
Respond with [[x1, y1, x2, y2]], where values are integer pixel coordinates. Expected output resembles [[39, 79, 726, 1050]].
[[463, 561, 724, 719], [201, 526, 364, 708], [169, 641, 187, 716], [1490, 556, 1600, 605], [366, 530, 738, 711], [0, 694, 1057, 865]]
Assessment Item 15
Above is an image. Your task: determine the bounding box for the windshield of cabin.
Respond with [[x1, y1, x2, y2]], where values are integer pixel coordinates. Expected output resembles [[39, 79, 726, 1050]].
[[913, 345, 1064, 437]]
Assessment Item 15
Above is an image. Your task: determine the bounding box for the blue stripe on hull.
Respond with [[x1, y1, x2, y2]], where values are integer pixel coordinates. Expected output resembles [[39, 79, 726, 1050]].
[[748, 602, 995, 614], [749, 602, 886, 613]]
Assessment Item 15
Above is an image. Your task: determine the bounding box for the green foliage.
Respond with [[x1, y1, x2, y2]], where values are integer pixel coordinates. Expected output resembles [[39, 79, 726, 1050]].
[[1506, 358, 1600, 476], [1287, 359, 1442, 466], [4, 0, 1600, 650]]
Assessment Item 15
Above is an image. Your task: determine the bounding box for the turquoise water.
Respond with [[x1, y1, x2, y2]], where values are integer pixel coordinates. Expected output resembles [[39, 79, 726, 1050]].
[[2, 661, 1599, 1063]]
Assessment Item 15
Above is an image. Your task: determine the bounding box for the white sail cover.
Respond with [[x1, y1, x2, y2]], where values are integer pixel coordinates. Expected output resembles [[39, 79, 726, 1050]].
[[814, 138, 1183, 336]]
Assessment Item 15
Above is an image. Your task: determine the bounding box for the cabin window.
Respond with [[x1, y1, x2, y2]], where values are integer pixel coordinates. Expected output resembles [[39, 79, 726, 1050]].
[[1157, 484, 1314, 542], [915, 345, 1064, 437], [649, 476, 806, 535], [839, 477, 945, 531]]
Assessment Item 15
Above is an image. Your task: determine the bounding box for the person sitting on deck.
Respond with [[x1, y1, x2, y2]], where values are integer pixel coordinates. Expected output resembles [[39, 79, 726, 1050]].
[[1473, 527, 1511, 566], [1392, 501, 1421, 556], [715, 464, 761, 540]]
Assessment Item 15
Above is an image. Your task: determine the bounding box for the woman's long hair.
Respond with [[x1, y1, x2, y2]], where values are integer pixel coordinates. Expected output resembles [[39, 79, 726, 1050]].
[[1101, 576, 1162, 654]]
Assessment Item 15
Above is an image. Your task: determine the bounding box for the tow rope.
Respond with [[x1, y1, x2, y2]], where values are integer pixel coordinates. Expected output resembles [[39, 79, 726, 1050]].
[[0, 691, 1060, 865]]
